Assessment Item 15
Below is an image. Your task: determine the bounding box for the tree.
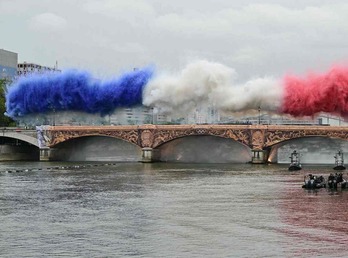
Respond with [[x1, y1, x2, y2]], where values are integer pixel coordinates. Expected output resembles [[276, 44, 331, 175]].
[[0, 79, 16, 126]]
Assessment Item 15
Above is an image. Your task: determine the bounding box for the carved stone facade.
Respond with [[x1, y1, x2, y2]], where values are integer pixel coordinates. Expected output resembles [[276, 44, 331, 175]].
[[264, 126, 348, 147], [45, 126, 140, 147], [41, 125, 348, 150]]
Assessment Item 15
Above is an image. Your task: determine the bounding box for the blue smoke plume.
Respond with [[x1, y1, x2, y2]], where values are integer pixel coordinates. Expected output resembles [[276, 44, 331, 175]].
[[5, 67, 154, 118]]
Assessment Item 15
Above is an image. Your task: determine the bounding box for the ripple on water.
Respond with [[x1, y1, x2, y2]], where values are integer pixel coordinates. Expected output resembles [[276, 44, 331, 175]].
[[1, 162, 348, 257]]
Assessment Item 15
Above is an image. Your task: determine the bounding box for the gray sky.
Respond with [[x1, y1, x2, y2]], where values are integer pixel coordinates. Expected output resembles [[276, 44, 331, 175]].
[[1, 0, 348, 80]]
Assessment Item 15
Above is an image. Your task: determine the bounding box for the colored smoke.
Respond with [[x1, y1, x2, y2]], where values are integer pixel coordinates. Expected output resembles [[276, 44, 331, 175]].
[[143, 60, 283, 115], [6, 59, 348, 121], [282, 66, 348, 117], [5, 67, 154, 118]]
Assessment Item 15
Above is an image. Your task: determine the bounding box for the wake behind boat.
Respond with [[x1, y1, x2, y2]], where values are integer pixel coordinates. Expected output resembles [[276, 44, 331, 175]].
[[289, 150, 302, 171]]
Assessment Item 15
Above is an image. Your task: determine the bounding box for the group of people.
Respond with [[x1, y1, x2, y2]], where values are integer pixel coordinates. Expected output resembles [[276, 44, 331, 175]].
[[303, 173, 347, 189], [303, 174, 326, 189], [327, 172, 347, 188]]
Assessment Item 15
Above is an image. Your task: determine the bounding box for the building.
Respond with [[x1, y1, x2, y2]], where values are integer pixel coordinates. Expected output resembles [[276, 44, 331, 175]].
[[0, 49, 18, 80], [17, 61, 60, 76], [109, 107, 171, 125], [182, 106, 220, 124]]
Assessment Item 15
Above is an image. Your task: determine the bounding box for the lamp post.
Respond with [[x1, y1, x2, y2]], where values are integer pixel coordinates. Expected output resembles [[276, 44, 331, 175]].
[[52, 107, 56, 126], [258, 106, 261, 125]]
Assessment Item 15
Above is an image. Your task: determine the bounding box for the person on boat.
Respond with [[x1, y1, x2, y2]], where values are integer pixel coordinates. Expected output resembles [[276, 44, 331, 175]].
[[328, 173, 337, 188], [307, 174, 315, 187], [293, 150, 298, 159], [317, 175, 324, 183], [328, 173, 335, 181]]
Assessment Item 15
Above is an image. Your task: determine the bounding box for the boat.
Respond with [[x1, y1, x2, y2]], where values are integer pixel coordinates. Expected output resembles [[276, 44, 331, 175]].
[[288, 150, 302, 171], [302, 174, 326, 189], [328, 172, 347, 189], [333, 150, 346, 170]]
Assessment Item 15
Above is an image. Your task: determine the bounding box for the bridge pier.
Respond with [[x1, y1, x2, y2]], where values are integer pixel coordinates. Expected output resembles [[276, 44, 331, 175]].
[[39, 147, 55, 161], [251, 149, 269, 164], [141, 148, 159, 163]]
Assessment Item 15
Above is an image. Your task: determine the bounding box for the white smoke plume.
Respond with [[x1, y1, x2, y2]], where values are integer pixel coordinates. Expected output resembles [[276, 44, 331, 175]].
[[142, 60, 283, 116]]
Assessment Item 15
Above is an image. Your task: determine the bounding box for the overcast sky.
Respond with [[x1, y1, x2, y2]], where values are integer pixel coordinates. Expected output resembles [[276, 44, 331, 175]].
[[1, 0, 348, 80]]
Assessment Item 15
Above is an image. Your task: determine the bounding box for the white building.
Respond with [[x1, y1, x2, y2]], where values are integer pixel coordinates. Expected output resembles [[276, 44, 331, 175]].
[[109, 107, 171, 125], [183, 106, 220, 124], [17, 62, 60, 76]]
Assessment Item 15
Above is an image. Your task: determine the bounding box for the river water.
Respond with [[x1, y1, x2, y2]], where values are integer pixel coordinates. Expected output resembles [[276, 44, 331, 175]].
[[1, 162, 348, 258]]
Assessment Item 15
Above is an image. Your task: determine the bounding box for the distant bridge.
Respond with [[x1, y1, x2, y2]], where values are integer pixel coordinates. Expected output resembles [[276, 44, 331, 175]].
[[0, 127, 38, 147]]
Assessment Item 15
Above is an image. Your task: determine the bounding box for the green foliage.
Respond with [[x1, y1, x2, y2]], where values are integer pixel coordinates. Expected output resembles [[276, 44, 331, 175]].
[[0, 79, 16, 126]]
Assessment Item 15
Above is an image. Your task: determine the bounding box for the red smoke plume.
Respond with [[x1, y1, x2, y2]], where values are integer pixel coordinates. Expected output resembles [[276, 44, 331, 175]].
[[282, 66, 348, 118]]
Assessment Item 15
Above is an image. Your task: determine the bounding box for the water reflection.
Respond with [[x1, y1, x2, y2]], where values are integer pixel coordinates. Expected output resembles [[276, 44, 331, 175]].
[[278, 169, 348, 257]]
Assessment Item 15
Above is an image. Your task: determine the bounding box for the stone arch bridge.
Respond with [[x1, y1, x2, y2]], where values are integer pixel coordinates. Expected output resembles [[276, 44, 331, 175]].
[[35, 124, 348, 163], [0, 127, 38, 147]]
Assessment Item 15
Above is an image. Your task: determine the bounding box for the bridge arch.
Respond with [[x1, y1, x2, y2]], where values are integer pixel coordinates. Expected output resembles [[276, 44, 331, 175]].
[[151, 127, 251, 149], [1, 131, 39, 147], [49, 135, 142, 161], [48, 128, 140, 148], [267, 136, 348, 164], [267, 135, 348, 148], [155, 135, 251, 163], [264, 127, 348, 149], [154, 133, 251, 149], [0, 130, 40, 161]]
